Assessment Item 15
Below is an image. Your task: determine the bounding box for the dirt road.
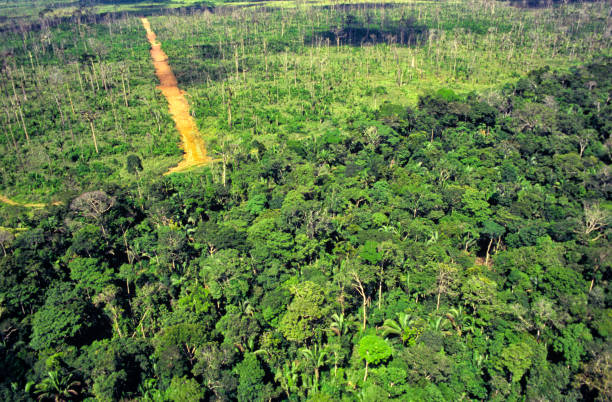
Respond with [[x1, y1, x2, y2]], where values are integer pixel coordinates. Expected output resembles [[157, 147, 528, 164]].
[[0, 194, 61, 208], [140, 17, 210, 174]]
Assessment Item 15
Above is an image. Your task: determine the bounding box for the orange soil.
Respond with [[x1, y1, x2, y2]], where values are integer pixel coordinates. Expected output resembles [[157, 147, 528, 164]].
[[0, 194, 61, 208], [140, 18, 210, 174]]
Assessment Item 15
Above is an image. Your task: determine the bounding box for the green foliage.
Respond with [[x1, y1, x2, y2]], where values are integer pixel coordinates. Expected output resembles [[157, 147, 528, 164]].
[[280, 281, 329, 343], [154, 324, 207, 382], [397, 343, 452, 384], [246, 194, 267, 216], [0, 3, 610, 400], [481, 221, 505, 239], [498, 341, 535, 383], [68, 257, 114, 295], [461, 187, 491, 224], [126, 154, 143, 175], [166, 376, 204, 402], [359, 240, 382, 265], [77, 338, 153, 400], [358, 335, 392, 366], [553, 323, 593, 370], [30, 283, 100, 351], [235, 354, 266, 402]]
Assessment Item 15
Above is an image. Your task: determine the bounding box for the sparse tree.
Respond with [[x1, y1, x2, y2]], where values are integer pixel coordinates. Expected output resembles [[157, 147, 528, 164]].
[[581, 202, 610, 242], [70, 190, 116, 236]]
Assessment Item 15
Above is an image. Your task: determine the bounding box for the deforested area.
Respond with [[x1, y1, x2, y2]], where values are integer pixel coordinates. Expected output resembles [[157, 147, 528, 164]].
[[0, 0, 610, 400]]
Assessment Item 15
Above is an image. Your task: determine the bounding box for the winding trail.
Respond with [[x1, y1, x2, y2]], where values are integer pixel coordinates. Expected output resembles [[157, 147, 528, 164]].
[[0, 195, 61, 208], [140, 17, 210, 174]]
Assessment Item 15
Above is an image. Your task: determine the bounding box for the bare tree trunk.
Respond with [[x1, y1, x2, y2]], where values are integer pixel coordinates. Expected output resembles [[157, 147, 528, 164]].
[[121, 73, 128, 107], [352, 272, 367, 330], [66, 84, 76, 116], [227, 87, 233, 127], [589, 266, 599, 292], [53, 94, 67, 137], [18, 66, 28, 101], [89, 120, 99, 153], [14, 108, 29, 143], [485, 238, 493, 266], [90, 59, 100, 92], [234, 45, 239, 80], [222, 155, 227, 187], [3, 108, 21, 157], [110, 305, 123, 338], [135, 170, 143, 199], [74, 63, 84, 93]]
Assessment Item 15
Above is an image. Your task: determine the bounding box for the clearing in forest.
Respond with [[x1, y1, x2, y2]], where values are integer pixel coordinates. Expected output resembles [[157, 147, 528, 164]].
[[0, 18, 205, 208], [140, 17, 210, 174]]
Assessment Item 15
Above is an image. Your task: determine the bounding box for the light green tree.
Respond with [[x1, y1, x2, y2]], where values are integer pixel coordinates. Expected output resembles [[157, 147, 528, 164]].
[[358, 335, 392, 382], [279, 281, 329, 343], [498, 342, 534, 383], [165, 376, 204, 402]]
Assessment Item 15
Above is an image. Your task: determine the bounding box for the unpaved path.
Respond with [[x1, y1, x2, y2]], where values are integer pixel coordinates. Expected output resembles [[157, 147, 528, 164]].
[[0, 194, 61, 208], [140, 17, 210, 174]]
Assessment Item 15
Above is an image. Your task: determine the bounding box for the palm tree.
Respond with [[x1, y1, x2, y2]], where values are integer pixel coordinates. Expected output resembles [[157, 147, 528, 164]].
[[299, 343, 328, 392], [472, 350, 488, 369], [427, 315, 453, 335], [34, 371, 81, 402], [445, 306, 467, 336], [239, 300, 255, 317], [329, 312, 352, 337], [463, 316, 484, 339], [138, 378, 164, 402], [274, 361, 299, 400], [426, 230, 439, 245], [378, 225, 398, 235], [381, 312, 418, 345], [462, 232, 477, 252]]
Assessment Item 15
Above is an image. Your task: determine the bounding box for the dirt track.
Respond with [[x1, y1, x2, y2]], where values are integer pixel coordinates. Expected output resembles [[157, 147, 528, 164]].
[[140, 17, 210, 174], [0, 195, 61, 208]]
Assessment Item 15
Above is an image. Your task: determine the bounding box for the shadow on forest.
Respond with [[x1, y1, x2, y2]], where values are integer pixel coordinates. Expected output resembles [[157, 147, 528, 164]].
[[234, 2, 405, 11], [169, 15, 429, 86], [314, 3, 405, 11], [170, 17, 429, 86], [310, 18, 429, 47], [503, 0, 602, 8]]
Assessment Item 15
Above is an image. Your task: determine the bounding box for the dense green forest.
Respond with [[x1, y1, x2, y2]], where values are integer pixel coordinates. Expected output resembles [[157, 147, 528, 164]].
[[0, 0, 611, 400]]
